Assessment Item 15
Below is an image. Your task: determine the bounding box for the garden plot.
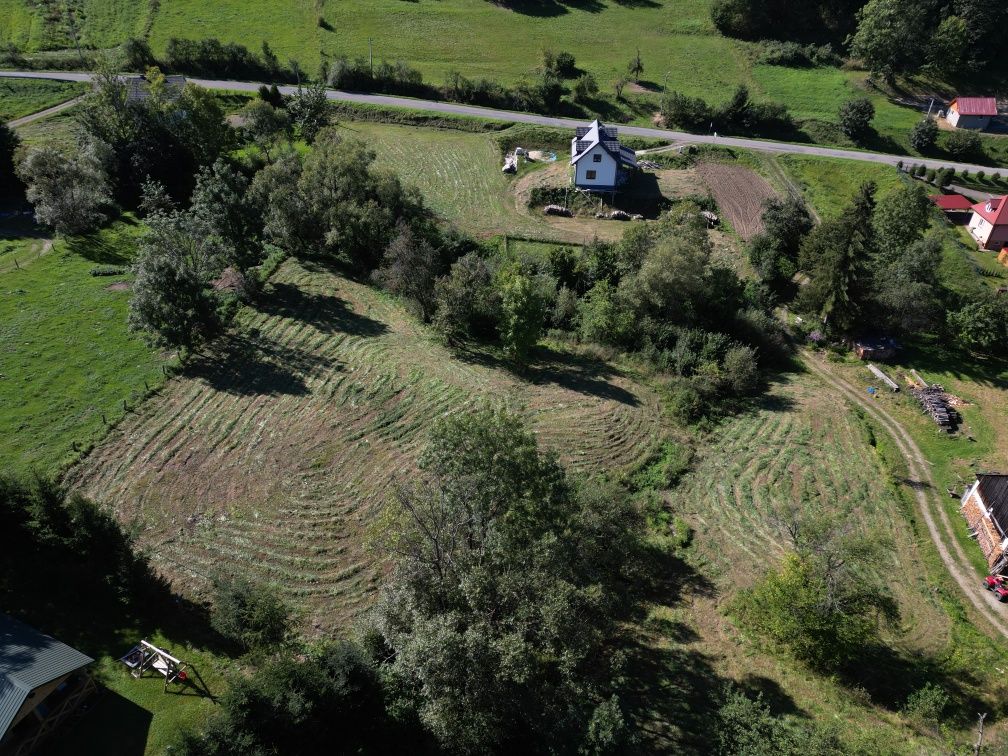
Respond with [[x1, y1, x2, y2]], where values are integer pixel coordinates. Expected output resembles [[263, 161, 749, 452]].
[[70, 259, 664, 631], [669, 374, 951, 654], [696, 162, 778, 240]]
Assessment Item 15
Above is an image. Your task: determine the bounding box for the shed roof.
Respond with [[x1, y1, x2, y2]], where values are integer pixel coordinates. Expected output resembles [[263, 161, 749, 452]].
[[930, 194, 974, 211], [951, 97, 998, 117], [970, 195, 1008, 227], [0, 614, 93, 740], [979, 474, 1008, 535]]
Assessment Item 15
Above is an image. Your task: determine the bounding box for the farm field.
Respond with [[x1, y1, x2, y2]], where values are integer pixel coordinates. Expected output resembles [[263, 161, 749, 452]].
[[0, 76, 86, 121], [696, 161, 778, 240], [0, 218, 167, 476], [69, 258, 666, 631]]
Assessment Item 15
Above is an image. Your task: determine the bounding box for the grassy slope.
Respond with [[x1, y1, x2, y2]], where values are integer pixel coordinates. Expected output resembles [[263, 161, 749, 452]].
[[0, 77, 87, 121], [777, 154, 905, 217], [0, 219, 168, 476], [337, 120, 552, 238]]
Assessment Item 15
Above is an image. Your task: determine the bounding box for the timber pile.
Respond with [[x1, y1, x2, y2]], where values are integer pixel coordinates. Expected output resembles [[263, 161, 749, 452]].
[[910, 383, 959, 431], [868, 363, 899, 392], [543, 204, 573, 217]]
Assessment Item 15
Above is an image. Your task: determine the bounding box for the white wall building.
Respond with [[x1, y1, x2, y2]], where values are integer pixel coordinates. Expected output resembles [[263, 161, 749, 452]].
[[571, 120, 637, 191]]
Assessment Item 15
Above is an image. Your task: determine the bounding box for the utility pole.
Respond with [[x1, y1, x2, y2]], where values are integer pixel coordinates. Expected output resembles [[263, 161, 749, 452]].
[[926, 98, 935, 119], [369, 38, 373, 78]]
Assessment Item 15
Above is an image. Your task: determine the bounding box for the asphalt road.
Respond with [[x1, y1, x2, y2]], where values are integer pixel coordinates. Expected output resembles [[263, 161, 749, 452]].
[[1, 69, 998, 174]]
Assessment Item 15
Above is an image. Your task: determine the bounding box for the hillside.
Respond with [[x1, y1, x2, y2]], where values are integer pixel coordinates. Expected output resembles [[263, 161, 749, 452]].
[[69, 258, 666, 631]]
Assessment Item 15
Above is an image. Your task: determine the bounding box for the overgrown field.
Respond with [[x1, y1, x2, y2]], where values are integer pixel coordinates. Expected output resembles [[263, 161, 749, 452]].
[[778, 154, 905, 217], [0, 76, 86, 121], [69, 258, 665, 631], [0, 218, 167, 476]]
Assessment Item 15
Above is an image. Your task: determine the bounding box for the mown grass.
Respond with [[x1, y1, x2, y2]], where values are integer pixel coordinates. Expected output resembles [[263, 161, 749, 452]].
[[12, 105, 79, 148], [0, 77, 87, 121], [778, 153, 906, 217], [337, 120, 553, 238], [0, 218, 168, 476]]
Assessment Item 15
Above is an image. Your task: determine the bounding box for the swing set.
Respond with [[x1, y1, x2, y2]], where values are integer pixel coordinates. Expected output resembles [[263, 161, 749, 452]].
[[119, 640, 189, 692]]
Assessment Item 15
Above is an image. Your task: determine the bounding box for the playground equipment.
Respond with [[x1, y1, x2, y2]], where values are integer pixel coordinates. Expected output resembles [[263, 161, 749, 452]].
[[120, 640, 188, 692]]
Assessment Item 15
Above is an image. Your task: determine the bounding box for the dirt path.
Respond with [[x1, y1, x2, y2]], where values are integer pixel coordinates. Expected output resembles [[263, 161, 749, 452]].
[[6, 95, 84, 128], [804, 352, 1008, 638]]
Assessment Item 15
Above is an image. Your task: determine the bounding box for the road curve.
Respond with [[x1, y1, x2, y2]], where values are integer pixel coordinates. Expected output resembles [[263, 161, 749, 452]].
[[803, 353, 1008, 639], [0, 69, 998, 174]]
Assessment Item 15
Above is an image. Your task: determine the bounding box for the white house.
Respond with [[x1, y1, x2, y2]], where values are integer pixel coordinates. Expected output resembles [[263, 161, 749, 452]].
[[967, 195, 1008, 251], [947, 97, 998, 130], [571, 120, 637, 191]]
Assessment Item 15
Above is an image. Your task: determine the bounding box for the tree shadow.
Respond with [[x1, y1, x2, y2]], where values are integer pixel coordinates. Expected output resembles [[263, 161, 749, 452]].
[[255, 282, 389, 338], [64, 231, 132, 265], [453, 342, 642, 406]]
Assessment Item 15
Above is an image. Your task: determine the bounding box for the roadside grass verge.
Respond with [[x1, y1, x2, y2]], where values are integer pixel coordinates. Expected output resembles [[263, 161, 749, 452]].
[[0, 218, 169, 476], [0, 76, 87, 121]]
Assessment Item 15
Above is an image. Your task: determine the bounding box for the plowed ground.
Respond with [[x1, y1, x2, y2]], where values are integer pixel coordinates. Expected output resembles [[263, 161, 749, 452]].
[[696, 162, 778, 241], [68, 259, 665, 632]]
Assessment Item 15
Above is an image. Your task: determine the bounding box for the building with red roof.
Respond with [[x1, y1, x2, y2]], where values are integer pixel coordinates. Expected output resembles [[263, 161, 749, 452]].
[[967, 195, 1008, 251], [947, 97, 998, 130], [930, 194, 974, 212]]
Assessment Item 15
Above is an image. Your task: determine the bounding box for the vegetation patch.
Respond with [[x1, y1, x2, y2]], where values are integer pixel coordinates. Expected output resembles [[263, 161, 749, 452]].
[[0, 76, 87, 121]]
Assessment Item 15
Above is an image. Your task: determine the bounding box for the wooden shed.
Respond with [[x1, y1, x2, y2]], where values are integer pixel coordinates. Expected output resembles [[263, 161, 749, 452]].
[[961, 474, 1008, 572]]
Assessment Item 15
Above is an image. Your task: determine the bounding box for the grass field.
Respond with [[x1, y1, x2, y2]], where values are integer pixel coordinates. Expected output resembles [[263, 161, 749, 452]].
[[0, 77, 86, 121], [339, 120, 564, 239], [0, 218, 168, 476], [778, 154, 906, 217], [68, 258, 666, 631]]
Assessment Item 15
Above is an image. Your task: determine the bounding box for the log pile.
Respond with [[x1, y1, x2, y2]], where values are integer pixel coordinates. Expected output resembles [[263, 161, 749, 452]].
[[543, 204, 573, 217], [909, 383, 959, 431]]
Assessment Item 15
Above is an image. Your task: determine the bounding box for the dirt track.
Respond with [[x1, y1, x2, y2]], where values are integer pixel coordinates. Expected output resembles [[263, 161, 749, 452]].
[[805, 353, 1008, 639]]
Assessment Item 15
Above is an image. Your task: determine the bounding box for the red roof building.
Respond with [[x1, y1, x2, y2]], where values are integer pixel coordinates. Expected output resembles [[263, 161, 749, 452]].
[[930, 194, 974, 211], [968, 195, 1008, 251], [948, 97, 998, 130]]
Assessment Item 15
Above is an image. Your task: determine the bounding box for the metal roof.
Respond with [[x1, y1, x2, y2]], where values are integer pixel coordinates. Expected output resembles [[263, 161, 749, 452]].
[[571, 120, 636, 167], [970, 195, 1008, 227], [951, 97, 998, 117], [0, 613, 93, 740], [929, 194, 974, 211], [979, 475, 1008, 532]]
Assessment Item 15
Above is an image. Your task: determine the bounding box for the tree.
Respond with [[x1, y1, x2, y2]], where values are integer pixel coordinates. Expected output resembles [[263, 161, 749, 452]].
[[432, 253, 500, 345], [372, 222, 442, 321], [498, 272, 548, 362], [210, 575, 290, 653], [613, 76, 628, 100], [873, 237, 942, 333], [797, 182, 876, 332], [189, 159, 260, 270], [948, 295, 1008, 352], [909, 118, 938, 153], [176, 643, 406, 755], [926, 15, 969, 76], [371, 409, 637, 753], [286, 79, 330, 143], [660, 91, 713, 131], [0, 122, 22, 199], [747, 196, 813, 293], [734, 510, 899, 671], [128, 212, 222, 353], [16, 145, 112, 235], [241, 99, 290, 160], [628, 48, 643, 83], [572, 72, 599, 103], [872, 182, 932, 260], [716, 686, 844, 755], [947, 128, 982, 160], [838, 97, 875, 143], [850, 0, 927, 80]]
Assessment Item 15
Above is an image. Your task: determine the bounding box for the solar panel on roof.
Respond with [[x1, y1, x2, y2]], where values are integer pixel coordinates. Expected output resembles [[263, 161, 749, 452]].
[[575, 127, 590, 138]]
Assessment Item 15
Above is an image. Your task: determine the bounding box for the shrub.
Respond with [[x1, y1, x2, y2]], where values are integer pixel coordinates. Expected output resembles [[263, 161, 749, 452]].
[[914, 164, 926, 177], [665, 382, 704, 424], [937, 168, 953, 188], [660, 91, 713, 131], [924, 168, 935, 182], [838, 97, 875, 142], [901, 683, 949, 732], [909, 118, 938, 152], [572, 72, 599, 103], [946, 128, 982, 160], [210, 574, 291, 652], [977, 170, 986, 181]]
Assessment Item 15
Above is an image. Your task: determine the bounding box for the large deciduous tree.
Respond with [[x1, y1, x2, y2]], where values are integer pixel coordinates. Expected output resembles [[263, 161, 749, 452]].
[[371, 409, 637, 754], [16, 145, 112, 235]]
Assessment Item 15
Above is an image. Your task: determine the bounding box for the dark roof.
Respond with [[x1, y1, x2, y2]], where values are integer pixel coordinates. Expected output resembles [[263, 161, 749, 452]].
[[979, 474, 1008, 534], [930, 194, 974, 211], [952, 97, 998, 117], [0, 614, 93, 740]]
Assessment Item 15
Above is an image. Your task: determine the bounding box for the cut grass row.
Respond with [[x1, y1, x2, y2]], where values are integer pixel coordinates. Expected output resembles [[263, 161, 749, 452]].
[[69, 258, 665, 631]]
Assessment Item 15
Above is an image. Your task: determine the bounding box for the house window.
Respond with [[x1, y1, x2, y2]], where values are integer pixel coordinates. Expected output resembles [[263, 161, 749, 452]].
[[586, 170, 597, 180], [593, 153, 602, 163]]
